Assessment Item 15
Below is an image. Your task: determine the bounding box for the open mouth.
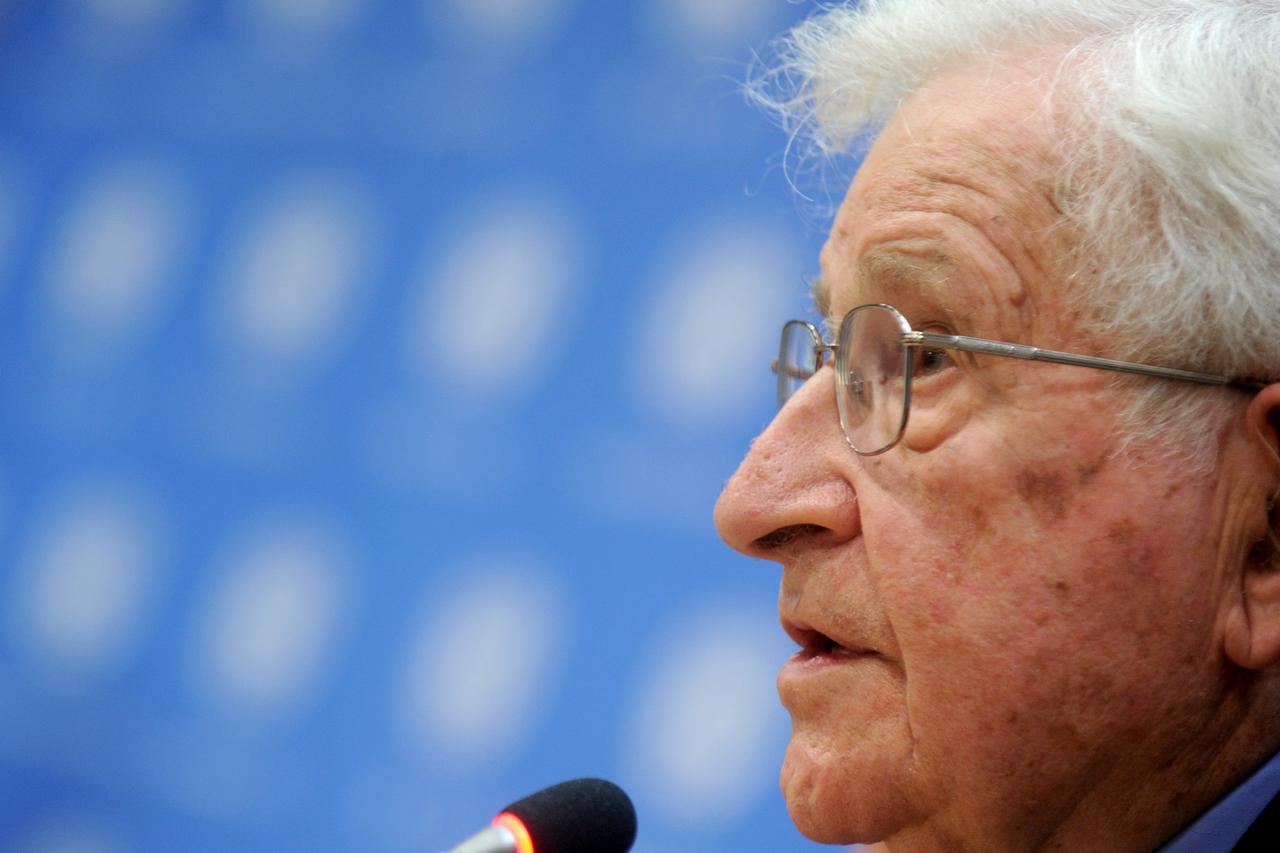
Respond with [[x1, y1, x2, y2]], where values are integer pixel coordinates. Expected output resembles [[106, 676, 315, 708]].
[[783, 620, 868, 662]]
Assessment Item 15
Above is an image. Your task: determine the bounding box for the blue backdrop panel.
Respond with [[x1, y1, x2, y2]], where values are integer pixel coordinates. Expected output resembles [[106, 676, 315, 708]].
[[0, 2, 841, 851]]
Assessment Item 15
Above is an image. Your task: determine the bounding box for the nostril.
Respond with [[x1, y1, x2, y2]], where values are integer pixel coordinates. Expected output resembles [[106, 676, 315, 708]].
[[754, 523, 827, 551]]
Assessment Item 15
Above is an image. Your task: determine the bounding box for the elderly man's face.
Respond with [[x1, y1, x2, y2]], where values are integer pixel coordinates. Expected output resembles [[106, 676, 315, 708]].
[[715, 60, 1249, 850]]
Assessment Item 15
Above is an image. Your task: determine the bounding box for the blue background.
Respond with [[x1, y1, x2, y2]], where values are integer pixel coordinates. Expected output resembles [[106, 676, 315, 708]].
[[0, 1, 848, 851]]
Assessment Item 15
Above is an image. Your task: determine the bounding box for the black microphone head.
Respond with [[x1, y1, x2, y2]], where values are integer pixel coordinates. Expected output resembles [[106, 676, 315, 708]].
[[499, 778, 637, 853]]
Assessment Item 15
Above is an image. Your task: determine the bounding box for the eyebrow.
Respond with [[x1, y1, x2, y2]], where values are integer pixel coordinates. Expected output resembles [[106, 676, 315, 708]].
[[812, 246, 961, 321], [860, 247, 958, 302], [809, 274, 832, 319]]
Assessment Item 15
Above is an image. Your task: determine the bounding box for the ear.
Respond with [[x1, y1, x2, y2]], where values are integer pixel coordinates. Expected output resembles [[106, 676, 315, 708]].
[[1223, 383, 1280, 670]]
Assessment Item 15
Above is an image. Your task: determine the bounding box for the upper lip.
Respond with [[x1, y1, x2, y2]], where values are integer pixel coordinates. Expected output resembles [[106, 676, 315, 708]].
[[781, 613, 870, 655]]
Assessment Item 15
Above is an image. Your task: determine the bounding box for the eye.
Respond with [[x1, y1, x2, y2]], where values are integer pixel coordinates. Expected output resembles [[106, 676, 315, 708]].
[[908, 320, 957, 380], [915, 347, 953, 377]]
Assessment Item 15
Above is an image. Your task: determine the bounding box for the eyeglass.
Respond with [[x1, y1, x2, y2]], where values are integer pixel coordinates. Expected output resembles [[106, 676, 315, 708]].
[[775, 302, 1266, 456]]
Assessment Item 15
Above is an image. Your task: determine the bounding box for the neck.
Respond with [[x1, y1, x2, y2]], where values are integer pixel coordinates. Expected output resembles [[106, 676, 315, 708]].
[[1040, 668, 1280, 853], [887, 667, 1280, 853]]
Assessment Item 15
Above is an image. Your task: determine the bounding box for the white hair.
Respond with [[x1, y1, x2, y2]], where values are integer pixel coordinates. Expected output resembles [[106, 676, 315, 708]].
[[751, 0, 1280, 464]]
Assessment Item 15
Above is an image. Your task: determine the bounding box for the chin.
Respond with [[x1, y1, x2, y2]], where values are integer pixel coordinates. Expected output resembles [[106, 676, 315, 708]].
[[781, 739, 897, 845]]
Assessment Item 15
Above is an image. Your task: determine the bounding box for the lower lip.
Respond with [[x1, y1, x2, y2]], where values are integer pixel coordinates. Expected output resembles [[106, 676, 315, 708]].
[[779, 646, 874, 679]]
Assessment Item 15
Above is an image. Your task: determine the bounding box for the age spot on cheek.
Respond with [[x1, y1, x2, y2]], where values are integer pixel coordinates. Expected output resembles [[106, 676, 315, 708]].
[[964, 501, 992, 536], [1076, 458, 1105, 485], [1107, 518, 1137, 548], [1105, 517, 1162, 582], [1016, 468, 1071, 520]]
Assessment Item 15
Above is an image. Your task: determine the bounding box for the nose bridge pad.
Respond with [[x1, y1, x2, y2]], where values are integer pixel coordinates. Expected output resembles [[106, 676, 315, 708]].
[[820, 345, 844, 402]]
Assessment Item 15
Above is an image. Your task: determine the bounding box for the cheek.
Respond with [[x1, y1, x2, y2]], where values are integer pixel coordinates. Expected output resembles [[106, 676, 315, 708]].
[[863, 454, 1221, 800]]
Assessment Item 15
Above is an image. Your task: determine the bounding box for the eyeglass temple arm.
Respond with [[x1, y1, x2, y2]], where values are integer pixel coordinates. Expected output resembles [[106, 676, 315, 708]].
[[771, 358, 819, 381], [771, 343, 839, 381], [910, 331, 1266, 391]]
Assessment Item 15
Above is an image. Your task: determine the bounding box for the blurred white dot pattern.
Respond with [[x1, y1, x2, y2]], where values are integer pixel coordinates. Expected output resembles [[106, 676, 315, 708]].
[[625, 603, 783, 827], [407, 192, 583, 401], [0, 1, 822, 848], [436, 0, 569, 54], [649, 0, 780, 50], [236, 0, 361, 38], [0, 155, 24, 291], [61, 1, 185, 56], [76, 0, 184, 29], [41, 162, 189, 367], [190, 516, 350, 719], [16, 819, 132, 853], [398, 557, 564, 770], [0, 470, 9, 541], [633, 219, 797, 427], [212, 178, 376, 380], [11, 482, 165, 676]]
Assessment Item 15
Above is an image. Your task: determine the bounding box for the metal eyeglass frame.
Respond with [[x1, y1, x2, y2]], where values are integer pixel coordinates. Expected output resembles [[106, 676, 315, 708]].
[[775, 302, 1269, 456]]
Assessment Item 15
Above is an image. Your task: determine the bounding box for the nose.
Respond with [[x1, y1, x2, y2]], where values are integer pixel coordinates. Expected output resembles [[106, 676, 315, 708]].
[[713, 365, 862, 560]]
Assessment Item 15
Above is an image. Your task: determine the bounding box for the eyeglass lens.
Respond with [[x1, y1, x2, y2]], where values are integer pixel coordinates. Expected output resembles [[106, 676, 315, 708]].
[[778, 320, 821, 406], [836, 304, 911, 454], [775, 305, 912, 455]]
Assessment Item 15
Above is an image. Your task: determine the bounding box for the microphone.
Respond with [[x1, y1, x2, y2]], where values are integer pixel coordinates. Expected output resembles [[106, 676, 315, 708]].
[[447, 778, 637, 853]]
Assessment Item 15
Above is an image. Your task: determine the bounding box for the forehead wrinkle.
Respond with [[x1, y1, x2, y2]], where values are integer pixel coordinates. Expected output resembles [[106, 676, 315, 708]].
[[821, 68, 1068, 344], [857, 101, 1065, 312], [867, 167, 1033, 301]]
